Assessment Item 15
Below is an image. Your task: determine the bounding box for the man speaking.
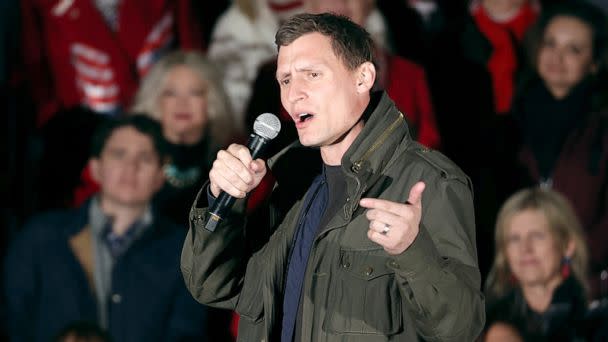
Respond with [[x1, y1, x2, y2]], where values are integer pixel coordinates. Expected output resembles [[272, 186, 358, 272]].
[[181, 13, 484, 341]]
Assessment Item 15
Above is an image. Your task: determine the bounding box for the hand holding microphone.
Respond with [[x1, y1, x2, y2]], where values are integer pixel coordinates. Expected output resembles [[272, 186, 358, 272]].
[[206, 113, 281, 231]]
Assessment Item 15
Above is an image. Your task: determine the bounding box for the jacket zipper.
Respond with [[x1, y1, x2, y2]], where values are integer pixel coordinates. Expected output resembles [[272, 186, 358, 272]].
[[351, 112, 404, 173], [345, 112, 404, 218]]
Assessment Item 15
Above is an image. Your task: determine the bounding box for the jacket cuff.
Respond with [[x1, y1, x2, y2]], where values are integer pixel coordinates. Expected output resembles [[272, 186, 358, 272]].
[[189, 184, 248, 234], [389, 223, 443, 280]]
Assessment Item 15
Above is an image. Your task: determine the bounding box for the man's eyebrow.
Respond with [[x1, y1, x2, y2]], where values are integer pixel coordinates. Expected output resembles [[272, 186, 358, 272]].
[[276, 71, 291, 80], [276, 65, 323, 80]]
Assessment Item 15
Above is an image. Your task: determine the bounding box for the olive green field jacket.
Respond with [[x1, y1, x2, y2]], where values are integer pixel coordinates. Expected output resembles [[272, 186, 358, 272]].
[[181, 92, 485, 341]]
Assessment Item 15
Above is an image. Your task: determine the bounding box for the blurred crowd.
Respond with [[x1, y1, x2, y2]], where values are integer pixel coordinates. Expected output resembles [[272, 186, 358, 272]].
[[1, 0, 608, 341]]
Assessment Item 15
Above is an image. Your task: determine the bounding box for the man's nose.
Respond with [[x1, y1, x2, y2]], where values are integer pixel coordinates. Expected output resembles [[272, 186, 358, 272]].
[[123, 156, 141, 172]]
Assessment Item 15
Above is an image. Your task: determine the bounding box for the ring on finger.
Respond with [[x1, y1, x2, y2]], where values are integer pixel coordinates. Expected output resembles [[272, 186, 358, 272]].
[[381, 223, 391, 235]]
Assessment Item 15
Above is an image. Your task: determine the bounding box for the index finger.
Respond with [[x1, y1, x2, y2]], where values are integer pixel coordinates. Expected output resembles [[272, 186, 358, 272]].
[[359, 197, 408, 216]]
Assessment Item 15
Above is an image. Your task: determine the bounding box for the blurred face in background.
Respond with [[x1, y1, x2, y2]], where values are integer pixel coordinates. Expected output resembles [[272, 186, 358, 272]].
[[537, 15, 597, 99], [304, 0, 374, 26], [91, 127, 164, 209], [158, 65, 208, 145], [504, 209, 569, 289]]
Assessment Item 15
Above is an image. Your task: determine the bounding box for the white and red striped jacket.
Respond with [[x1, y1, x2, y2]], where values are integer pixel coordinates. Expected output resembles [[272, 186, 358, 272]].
[[21, 0, 202, 126]]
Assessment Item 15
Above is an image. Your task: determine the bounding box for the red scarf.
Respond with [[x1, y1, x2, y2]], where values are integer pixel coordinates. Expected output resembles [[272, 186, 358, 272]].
[[472, 2, 538, 114]]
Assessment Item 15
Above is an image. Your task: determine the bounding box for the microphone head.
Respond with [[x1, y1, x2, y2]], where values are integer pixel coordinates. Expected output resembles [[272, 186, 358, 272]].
[[253, 113, 281, 140]]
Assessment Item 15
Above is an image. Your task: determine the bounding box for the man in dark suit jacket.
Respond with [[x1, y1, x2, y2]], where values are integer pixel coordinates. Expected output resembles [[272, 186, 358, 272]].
[[3, 115, 209, 342]]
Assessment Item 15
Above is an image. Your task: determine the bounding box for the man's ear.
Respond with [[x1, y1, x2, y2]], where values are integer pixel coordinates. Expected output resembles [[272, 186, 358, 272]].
[[89, 158, 101, 183], [356, 61, 376, 93]]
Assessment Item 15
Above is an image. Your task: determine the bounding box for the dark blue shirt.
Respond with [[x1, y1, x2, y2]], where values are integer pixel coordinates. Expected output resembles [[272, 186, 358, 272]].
[[281, 171, 327, 342]]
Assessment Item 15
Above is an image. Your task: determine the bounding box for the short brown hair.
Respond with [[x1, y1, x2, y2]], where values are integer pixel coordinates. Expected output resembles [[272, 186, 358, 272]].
[[275, 12, 374, 70]]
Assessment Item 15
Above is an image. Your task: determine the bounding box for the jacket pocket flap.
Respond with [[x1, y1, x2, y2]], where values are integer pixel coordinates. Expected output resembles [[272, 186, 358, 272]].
[[338, 250, 393, 280], [325, 249, 402, 336]]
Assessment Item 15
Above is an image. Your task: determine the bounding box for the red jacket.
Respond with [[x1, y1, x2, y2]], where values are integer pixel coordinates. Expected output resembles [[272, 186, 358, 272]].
[[384, 54, 441, 149], [21, 0, 201, 126]]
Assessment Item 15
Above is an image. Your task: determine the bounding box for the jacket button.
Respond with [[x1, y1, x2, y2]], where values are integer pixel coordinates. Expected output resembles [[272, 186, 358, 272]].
[[389, 260, 400, 269], [342, 262, 350, 269], [111, 294, 122, 304], [364, 267, 374, 276]]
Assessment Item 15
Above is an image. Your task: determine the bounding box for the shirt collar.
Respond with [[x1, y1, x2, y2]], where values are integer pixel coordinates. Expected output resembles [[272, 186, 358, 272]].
[[88, 196, 153, 238]]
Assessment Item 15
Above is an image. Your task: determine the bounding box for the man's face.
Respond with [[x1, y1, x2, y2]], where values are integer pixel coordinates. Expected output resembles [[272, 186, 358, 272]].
[[91, 126, 165, 208], [276, 32, 371, 151]]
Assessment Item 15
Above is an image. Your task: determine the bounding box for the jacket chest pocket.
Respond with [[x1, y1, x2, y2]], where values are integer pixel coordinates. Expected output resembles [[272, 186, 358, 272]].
[[324, 249, 402, 336]]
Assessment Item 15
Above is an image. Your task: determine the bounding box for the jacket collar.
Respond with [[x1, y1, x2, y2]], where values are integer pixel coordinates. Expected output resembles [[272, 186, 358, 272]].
[[322, 91, 412, 233], [341, 91, 411, 187], [67, 198, 160, 239]]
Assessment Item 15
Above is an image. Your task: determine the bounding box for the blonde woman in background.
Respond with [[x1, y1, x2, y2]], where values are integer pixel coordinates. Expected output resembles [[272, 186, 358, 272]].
[[132, 50, 239, 227], [483, 188, 608, 341]]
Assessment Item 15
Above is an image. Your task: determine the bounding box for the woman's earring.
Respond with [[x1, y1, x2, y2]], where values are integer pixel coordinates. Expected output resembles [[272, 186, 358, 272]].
[[561, 256, 572, 279]]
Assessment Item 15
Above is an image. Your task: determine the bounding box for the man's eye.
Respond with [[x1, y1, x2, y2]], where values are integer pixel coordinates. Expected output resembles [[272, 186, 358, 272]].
[[281, 79, 290, 86], [139, 154, 157, 164], [310, 72, 319, 78]]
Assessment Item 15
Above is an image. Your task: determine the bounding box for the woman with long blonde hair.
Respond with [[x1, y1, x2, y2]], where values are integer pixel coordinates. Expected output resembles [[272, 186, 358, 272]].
[[484, 188, 592, 341]]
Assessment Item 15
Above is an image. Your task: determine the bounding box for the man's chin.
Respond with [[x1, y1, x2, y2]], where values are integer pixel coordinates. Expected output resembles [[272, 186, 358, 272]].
[[106, 195, 150, 208], [297, 136, 320, 148]]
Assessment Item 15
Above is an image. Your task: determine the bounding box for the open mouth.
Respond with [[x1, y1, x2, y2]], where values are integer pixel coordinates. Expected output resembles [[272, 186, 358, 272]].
[[298, 113, 313, 123]]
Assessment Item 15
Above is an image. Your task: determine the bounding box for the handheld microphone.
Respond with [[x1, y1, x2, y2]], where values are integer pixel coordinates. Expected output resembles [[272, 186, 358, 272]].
[[205, 113, 281, 232]]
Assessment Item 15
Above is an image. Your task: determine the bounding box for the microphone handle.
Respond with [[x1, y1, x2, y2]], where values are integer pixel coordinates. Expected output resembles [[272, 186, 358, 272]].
[[204, 134, 269, 232], [247, 133, 268, 160]]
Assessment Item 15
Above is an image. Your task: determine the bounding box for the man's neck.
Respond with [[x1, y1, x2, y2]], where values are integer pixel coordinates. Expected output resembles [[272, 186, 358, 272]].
[[320, 95, 373, 165], [99, 198, 147, 236], [320, 120, 365, 166]]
